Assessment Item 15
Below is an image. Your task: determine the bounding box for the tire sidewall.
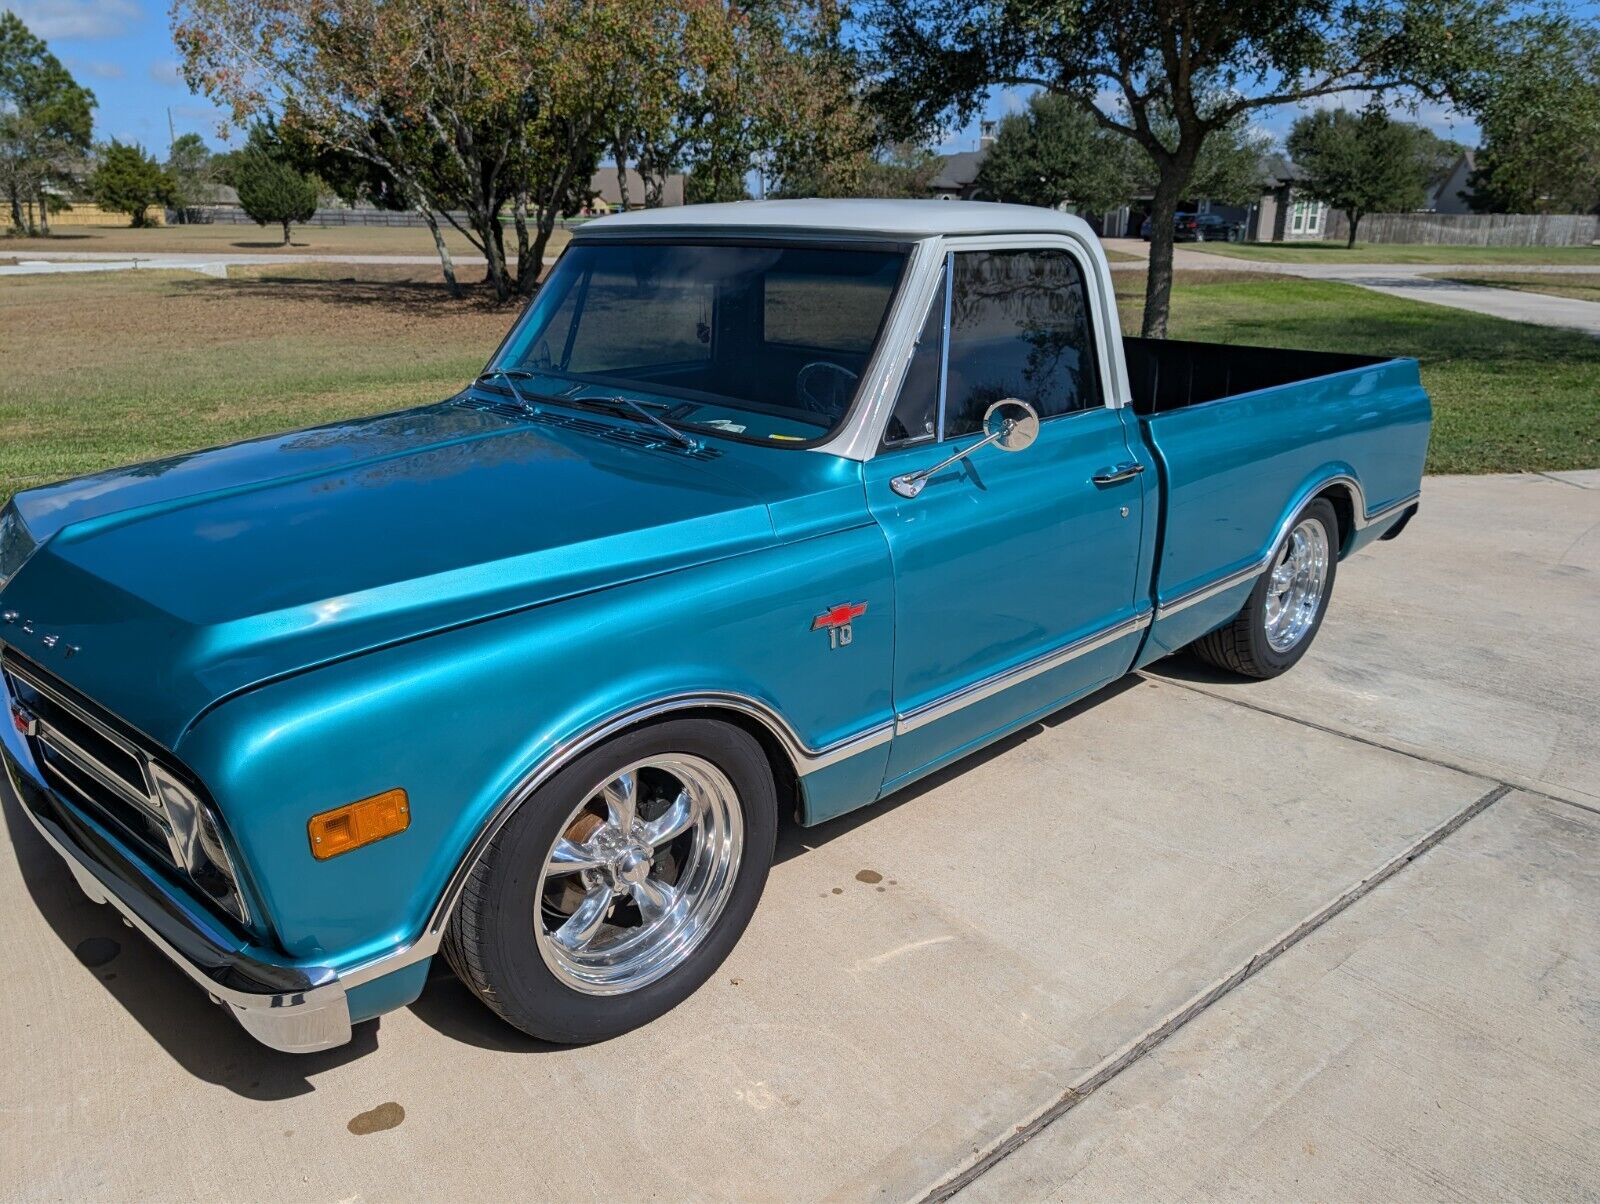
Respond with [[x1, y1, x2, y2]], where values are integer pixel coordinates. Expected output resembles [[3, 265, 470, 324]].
[[467, 718, 777, 1043], [1243, 498, 1339, 675]]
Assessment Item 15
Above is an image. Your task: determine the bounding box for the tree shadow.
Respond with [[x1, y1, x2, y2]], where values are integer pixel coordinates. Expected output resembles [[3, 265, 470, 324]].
[[171, 272, 508, 318], [1, 777, 380, 1100]]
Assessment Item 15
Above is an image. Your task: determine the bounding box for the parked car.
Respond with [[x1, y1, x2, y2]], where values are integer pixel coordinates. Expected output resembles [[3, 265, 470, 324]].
[[1140, 212, 1242, 241], [1, 201, 1428, 1053]]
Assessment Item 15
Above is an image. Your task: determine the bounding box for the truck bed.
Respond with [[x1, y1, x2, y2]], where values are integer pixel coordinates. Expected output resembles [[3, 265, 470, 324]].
[[1124, 337, 1389, 416], [1124, 336, 1430, 660]]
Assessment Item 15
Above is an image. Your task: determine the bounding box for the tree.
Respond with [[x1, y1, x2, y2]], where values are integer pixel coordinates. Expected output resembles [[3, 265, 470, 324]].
[[1288, 107, 1431, 246], [975, 92, 1137, 211], [863, 0, 1503, 337], [174, 0, 619, 302], [165, 132, 216, 221], [232, 127, 318, 243], [90, 140, 173, 227], [1466, 15, 1600, 213], [0, 12, 95, 235]]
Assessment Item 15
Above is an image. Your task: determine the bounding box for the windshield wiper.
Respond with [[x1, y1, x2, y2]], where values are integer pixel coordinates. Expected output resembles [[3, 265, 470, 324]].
[[473, 368, 539, 413], [581, 395, 702, 453]]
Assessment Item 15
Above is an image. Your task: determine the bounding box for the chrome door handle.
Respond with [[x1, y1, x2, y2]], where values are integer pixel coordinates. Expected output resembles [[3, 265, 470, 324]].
[[1092, 462, 1145, 485]]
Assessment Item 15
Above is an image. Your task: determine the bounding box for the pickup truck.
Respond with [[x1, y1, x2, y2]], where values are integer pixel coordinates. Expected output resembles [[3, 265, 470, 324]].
[[0, 201, 1427, 1053]]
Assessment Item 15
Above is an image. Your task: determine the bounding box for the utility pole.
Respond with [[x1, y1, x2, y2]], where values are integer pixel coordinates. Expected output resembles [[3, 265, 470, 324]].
[[167, 107, 176, 156]]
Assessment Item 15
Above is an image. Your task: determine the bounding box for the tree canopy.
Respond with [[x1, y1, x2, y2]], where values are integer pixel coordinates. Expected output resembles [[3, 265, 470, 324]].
[[0, 12, 95, 234], [232, 124, 319, 243], [1466, 14, 1600, 214], [1288, 107, 1439, 246], [90, 140, 173, 227], [862, 0, 1506, 336], [974, 93, 1137, 211]]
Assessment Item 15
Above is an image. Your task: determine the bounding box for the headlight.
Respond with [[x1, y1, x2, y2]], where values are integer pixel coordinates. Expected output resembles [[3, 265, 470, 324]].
[[149, 762, 252, 925], [0, 501, 37, 591]]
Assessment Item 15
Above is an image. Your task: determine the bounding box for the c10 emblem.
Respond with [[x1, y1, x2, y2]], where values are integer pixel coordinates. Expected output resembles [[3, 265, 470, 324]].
[[811, 601, 867, 651]]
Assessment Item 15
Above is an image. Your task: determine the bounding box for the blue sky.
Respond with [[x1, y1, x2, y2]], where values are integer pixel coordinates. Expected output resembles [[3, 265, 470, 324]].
[[5, 0, 1595, 159]]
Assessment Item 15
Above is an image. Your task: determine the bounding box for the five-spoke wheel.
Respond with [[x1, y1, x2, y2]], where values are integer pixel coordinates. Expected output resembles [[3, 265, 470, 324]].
[[536, 756, 744, 995], [444, 719, 775, 1043]]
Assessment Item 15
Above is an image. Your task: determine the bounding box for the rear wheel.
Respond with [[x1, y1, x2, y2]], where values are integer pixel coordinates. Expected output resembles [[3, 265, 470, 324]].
[[1189, 498, 1338, 679], [444, 718, 776, 1043]]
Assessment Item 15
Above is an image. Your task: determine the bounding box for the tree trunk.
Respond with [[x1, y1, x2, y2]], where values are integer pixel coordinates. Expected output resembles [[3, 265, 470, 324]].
[[1346, 212, 1360, 249], [8, 187, 24, 233], [419, 206, 462, 299], [281, 218, 292, 245], [1141, 169, 1184, 339], [512, 191, 532, 295], [615, 148, 630, 212], [36, 190, 49, 236], [474, 204, 510, 303]]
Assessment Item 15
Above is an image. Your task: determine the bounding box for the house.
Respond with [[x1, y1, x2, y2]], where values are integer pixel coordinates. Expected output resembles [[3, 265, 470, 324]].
[[924, 123, 998, 200], [583, 167, 685, 214], [1249, 154, 1329, 241], [1429, 150, 1477, 214]]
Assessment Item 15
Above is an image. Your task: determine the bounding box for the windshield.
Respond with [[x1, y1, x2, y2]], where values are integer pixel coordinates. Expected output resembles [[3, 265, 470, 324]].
[[489, 240, 910, 445]]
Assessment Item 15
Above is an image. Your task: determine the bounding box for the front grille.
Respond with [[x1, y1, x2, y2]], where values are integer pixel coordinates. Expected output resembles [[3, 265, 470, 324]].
[[3, 652, 176, 868]]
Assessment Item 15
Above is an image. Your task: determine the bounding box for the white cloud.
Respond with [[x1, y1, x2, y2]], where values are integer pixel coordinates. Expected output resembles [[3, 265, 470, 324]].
[[2, 0, 141, 40], [149, 59, 183, 87], [72, 59, 124, 80]]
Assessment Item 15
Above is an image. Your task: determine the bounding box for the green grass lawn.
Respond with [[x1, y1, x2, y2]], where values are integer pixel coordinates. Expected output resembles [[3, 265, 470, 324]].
[[1116, 272, 1599, 475], [1, 264, 1595, 503], [0, 266, 512, 503], [1428, 271, 1600, 304], [1187, 241, 1600, 266]]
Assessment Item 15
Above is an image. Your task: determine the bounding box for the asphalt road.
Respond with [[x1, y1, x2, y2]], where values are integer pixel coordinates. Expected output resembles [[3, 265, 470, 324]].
[[1, 470, 1596, 1202]]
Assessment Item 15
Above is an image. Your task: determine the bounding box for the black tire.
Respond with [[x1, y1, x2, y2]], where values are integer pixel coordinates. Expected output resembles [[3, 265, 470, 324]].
[[1189, 497, 1339, 680], [443, 718, 777, 1043]]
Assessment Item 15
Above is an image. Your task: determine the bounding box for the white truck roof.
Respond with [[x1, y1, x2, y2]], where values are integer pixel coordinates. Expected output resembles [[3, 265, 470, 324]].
[[579, 198, 1096, 241]]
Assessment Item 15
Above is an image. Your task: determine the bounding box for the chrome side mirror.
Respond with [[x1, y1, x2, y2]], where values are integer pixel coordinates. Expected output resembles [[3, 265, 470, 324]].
[[890, 399, 1040, 499], [985, 399, 1040, 452]]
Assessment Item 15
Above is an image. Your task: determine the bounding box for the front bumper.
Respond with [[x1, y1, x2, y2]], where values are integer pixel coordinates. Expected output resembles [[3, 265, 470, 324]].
[[1, 687, 355, 1053]]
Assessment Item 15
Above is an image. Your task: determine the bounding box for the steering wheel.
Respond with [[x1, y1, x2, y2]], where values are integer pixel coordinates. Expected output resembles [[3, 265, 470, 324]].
[[795, 361, 860, 416]]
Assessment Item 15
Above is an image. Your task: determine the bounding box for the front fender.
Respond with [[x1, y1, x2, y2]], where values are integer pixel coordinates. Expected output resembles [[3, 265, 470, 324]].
[[175, 526, 895, 966]]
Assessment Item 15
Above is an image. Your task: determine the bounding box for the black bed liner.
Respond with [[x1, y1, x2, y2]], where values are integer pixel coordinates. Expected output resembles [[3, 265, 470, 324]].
[[1124, 336, 1390, 417]]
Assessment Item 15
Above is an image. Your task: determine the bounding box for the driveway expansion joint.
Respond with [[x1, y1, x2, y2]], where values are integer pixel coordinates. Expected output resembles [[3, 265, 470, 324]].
[[921, 777, 1513, 1204], [1145, 674, 1599, 816]]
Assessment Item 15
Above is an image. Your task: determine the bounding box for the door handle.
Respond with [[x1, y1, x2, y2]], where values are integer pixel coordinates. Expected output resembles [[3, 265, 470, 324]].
[[1092, 462, 1145, 485]]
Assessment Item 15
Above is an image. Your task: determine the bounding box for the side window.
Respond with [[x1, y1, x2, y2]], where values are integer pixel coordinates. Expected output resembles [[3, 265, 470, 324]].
[[882, 268, 947, 446], [943, 249, 1102, 438]]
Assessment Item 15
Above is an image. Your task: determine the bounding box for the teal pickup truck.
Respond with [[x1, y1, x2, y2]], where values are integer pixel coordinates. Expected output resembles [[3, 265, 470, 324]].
[[0, 201, 1427, 1053]]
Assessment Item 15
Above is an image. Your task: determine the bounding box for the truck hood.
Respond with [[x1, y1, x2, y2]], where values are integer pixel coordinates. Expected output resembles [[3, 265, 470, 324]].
[[1, 401, 784, 747]]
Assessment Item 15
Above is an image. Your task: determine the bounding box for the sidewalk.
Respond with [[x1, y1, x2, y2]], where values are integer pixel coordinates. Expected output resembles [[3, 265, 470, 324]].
[[1102, 239, 1600, 336]]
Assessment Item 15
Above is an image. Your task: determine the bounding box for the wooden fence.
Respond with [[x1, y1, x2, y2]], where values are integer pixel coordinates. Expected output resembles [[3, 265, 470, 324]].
[[191, 206, 596, 230], [1322, 211, 1600, 246]]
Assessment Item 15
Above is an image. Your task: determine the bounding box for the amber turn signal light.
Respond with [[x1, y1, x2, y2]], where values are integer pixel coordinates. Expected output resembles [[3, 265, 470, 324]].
[[308, 789, 410, 860]]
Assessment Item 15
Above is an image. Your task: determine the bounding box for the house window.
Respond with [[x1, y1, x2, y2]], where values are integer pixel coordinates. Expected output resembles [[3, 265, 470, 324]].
[[1290, 198, 1326, 236]]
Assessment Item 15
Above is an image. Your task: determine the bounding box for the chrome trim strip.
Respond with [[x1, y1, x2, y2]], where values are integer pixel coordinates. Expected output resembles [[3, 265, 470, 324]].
[[1156, 562, 1266, 619], [5, 658, 145, 760], [894, 614, 1150, 737], [935, 253, 952, 443], [34, 723, 159, 817]]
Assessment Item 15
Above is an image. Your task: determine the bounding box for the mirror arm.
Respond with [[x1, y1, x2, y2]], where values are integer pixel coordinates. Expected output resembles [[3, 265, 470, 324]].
[[890, 421, 1011, 499]]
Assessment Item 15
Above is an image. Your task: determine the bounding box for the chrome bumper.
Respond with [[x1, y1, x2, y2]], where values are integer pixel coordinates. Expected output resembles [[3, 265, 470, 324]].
[[2, 703, 354, 1054]]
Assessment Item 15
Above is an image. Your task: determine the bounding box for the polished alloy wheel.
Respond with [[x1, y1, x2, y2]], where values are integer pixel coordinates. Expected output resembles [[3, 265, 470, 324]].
[[1263, 518, 1331, 652], [534, 754, 744, 995]]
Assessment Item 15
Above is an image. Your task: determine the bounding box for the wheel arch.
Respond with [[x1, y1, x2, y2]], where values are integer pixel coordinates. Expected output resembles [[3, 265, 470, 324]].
[[417, 693, 808, 956]]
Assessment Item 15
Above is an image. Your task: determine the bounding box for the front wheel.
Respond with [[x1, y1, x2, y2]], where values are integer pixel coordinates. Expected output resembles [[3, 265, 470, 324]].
[[444, 718, 776, 1043], [1188, 498, 1338, 679]]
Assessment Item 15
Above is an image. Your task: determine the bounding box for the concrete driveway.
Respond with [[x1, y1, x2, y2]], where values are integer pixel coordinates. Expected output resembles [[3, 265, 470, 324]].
[[2, 471, 1596, 1202]]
